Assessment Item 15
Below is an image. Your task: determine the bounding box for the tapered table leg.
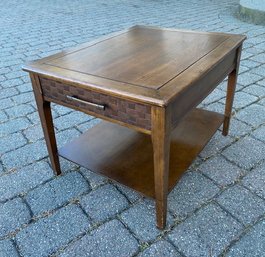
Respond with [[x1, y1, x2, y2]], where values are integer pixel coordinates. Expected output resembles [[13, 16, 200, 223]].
[[223, 46, 242, 136], [30, 74, 61, 175], [152, 106, 171, 229]]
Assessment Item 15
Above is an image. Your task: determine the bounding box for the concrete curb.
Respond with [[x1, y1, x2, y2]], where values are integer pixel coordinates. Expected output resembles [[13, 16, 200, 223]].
[[239, 0, 265, 25]]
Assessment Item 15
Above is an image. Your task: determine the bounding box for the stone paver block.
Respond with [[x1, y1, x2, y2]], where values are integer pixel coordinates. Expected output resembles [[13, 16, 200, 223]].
[[23, 124, 43, 142], [0, 110, 8, 123], [217, 185, 265, 225], [242, 162, 265, 199], [222, 137, 265, 169], [56, 128, 81, 147], [168, 172, 220, 219], [0, 98, 14, 110], [232, 91, 258, 109], [120, 201, 174, 242], [199, 132, 234, 159], [0, 88, 18, 100], [198, 155, 244, 186], [54, 111, 92, 131], [5, 103, 35, 119], [228, 118, 252, 138], [236, 104, 265, 127], [138, 240, 181, 257], [227, 219, 265, 257], [79, 167, 108, 189], [0, 117, 31, 137], [237, 73, 263, 87], [252, 125, 265, 142], [243, 84, 265, 97], [167, 203, 243, 257], [80, 184, 128, 223], [0, 240, 19, 257], [0, 198, 31, 237], [59, 220, 139, 257], [116, 184, 142, 203], [0, 132, 27, 153], [76, 118, 101, 133], [26, 172, 90, 216], [12, 92, 34, 104], [0, 161, 53, 201], [2, 140, 48, 169], [15, 205, 91, 257]]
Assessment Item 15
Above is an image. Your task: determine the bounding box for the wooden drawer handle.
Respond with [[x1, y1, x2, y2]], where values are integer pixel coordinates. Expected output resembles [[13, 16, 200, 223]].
[[66, 95, 105, 110]]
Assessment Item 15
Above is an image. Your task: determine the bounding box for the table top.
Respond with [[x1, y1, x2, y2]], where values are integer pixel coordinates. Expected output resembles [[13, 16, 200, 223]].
[[23, 25, 246, 106]]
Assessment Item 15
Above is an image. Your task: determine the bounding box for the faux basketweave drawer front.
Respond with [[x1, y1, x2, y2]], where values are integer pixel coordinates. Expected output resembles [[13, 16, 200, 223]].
[[39, 77, 151, 130]]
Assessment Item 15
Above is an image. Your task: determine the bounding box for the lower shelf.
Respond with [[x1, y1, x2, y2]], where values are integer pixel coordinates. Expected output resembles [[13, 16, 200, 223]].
[[59, 108, 224, 198]]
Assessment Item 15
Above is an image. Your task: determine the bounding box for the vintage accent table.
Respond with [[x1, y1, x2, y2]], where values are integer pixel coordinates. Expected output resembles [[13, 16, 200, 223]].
[[23, 25, 246, 229]]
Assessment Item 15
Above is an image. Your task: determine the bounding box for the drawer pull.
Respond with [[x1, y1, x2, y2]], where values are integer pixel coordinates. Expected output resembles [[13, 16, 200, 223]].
[[66, 95, 105, 110]]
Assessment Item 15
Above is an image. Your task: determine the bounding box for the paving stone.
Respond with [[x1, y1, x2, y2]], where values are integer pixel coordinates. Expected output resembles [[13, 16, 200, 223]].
[[227, 219, 265, 257], [168, 172, 219, 219], [138, 240, 181, 257], [0, 198, 31, 237], [167, 203, 243, 257], [0, 110, 8, 123], [237, 73, 263, 87], [0, 161, 53, 201], [15, 205, 91, 257], [16, 82, 32, 93], [59, 220, 138, 257], [241, 59, 261, 69], [2, 140, 48, 169], [228, 118, 253, 138], [203, 102, 225, 113], [199, 132, 234, 159], [198, 155, 244, 187], [0, 164, 3, 174], [236, 104, 265, 127], [0, 98, 14, 110], [0, 117, 31, 137], [12, 91, 34, 104], [23, 124, 43, 142], [257, 78, 265, 87], [120, 201, 174, 242], [217, 185, 265, 225], [26, 172, 90, 216], [56, 128, 81, 147], [80, 184, 128, 223], [222, 137, 265, 169], [1, 78, 23, 88], [251, 53, 265, 63], [76, 118, 101, 133], [252, 125, 265, 142], [0, 87, 18, 99], [0, 132, 27, 153], [201, 88, 226, 105], [0, 240, 19, 257], [54, 111, 93, 131], [52, 104, 73, 116], [116, 184, 142, 203], [243, 84, 265, 97], [79, 167, 108, 189], [232, 92, 258, 109], [5, 103, 35, 118], [258, 98, 265, 106], [242, 162, 265, 199]]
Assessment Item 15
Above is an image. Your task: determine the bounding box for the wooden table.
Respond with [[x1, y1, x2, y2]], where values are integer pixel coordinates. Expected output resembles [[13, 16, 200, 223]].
[[23, 25, 246, 229]]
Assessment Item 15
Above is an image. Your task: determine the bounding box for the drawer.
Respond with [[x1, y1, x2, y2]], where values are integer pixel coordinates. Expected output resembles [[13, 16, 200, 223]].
[[39, 77, 151, 130]]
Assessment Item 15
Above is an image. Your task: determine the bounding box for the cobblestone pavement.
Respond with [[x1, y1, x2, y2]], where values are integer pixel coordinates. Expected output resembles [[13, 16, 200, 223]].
[[0, 0, 265, 256]]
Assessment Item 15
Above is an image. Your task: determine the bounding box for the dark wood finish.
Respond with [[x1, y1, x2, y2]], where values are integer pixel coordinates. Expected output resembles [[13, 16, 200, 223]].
[[59, 109, 224, 198], [40, 77, 151, 131], [151, 106, 171, 228], [30, 74, 61, 175], [223, 46, 242, 136], [23, 25, 246, 107], [24, 26, 246, 229]]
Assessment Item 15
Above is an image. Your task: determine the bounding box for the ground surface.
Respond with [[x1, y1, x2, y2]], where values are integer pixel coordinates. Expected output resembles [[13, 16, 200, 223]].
[[0, 0, 265, 256]]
